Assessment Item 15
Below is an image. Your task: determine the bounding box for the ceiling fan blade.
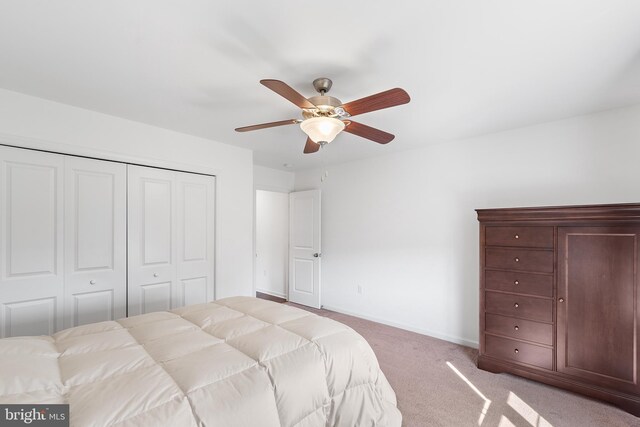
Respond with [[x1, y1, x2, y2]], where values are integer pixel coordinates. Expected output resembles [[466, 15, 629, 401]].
[[303, 137, 320, 154], [260, 79, 317, 109], [341, 88, 410, 117], [343, 121, 395, 144], [235, 119, 299, 132]]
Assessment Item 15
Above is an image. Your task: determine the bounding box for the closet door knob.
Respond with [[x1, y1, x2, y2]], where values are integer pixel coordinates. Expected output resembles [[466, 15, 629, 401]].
[[514, 280, 519, 285], [514, 349, 519, 354], [89, 280, 96, 285], [559, 298, 564, 303], [514, 303, 519, 308], [153, 273, 159, 277], [514, 325, 519, 331], [514, 257, 520, 262], [514, 234, 519, 239]]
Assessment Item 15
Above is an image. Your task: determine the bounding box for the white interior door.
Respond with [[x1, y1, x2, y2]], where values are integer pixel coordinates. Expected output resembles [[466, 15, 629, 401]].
[[127, 165, 177, 316], [176, 171, 215, 306], [0, 146, 64, 337], [288, 189, 321, 308], [64, 157, 126, 328]]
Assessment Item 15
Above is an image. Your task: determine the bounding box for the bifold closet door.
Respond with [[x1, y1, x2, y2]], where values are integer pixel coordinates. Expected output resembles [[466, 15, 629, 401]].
[[127, 165, 215, 316], [175, 171, 216, 307], [64, 157, 127, 329], [0, 146, 64, 337]]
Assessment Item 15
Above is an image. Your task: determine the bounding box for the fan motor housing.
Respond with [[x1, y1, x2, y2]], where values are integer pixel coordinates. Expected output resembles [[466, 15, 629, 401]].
[[303, 95, 343, 118], [308, 95, 341, 109]]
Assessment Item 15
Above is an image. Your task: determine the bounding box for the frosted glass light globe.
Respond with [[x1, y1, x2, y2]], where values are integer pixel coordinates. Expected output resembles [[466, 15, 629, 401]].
[[300, 117, 345, 144]]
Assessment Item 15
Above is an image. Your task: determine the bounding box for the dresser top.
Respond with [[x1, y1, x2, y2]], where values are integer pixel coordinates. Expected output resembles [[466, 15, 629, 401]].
[[476, 202, 640, 223]]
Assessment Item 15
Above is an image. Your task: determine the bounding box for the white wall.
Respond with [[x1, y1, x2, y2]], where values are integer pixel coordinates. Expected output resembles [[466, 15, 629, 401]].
[[254, 165, 295, 192], [255, 190, 289, 298], [0, 88, 254, 299], [295, 103, 640, 347]]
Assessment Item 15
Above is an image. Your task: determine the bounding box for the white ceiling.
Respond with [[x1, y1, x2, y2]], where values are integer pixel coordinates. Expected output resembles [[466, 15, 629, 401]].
[[1, 1, 639, 171]]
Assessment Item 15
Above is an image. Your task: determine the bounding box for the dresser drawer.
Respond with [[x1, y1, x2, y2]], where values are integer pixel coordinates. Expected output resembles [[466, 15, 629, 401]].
[[485, 291, 552, 322], [485, 313, 553, 345], [485, 334, 552, 370], [485, 270, 553, 297], [485, 248, 553, 273], [485, 226, 553, 248]]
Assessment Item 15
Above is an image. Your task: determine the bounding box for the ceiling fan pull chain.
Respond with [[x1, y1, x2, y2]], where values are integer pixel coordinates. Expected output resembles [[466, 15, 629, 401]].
[[319, 143, 327, 184]]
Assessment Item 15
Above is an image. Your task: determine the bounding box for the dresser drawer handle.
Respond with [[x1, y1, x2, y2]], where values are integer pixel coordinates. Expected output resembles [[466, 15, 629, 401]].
[[514, 257, 520, 262], [514, 280, 519, 285], [514, 349, 519, 354], [514, 325, 519, 331], [514, 303, 519, 308], [514, 234, 519, 239]]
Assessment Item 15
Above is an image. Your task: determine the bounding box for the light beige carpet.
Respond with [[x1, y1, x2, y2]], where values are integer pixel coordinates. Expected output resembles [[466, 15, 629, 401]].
[[289, 303, 639, 427]]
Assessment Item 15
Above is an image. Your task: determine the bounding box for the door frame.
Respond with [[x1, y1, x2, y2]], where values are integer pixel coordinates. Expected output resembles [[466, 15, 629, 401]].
[[253, 184, 292, 300]]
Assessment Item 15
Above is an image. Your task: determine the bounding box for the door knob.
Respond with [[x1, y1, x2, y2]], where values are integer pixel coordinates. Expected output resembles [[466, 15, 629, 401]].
[[89, 280, 96, 285], [559, 298, 564, 303], [313, 253, 321, 258], [153, 273, 159, 277]]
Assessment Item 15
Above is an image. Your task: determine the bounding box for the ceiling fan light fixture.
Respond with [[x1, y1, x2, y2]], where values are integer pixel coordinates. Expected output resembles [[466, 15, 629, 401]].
[[300, 117, 345, 144], [236, 79, 410, 154]]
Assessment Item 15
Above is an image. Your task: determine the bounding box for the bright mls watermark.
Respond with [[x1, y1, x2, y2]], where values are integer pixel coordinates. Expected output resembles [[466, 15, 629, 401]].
[[1, 405, 69, 426]]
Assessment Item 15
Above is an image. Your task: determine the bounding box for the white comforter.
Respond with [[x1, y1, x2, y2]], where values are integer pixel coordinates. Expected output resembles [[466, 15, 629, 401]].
[[0, 297, 401, 426]]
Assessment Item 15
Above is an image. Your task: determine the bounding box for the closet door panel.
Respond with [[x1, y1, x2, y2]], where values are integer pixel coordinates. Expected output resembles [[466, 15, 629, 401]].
[[72, 290, 115, 326], [176, 172, 215, 307], [128, 166, 177, 316], [4, 297, 57, 337], [0, 146, 64, 337], [180, 277, 208, 306], [140, 282, 172, 313], [143, 180, 173, 264], [64, 157, 126, 328], [7, 165, 57, 275]]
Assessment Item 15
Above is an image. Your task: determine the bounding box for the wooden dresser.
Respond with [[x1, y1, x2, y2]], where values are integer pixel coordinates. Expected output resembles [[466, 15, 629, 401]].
[[477, 203, 640, 416]]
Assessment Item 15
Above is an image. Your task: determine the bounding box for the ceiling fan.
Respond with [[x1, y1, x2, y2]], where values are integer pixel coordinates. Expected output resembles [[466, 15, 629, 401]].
[[235, 78, 410, 154]]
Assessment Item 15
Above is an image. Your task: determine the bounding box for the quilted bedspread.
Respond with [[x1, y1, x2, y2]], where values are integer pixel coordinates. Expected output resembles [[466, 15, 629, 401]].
[[0, 296, 401, 426]]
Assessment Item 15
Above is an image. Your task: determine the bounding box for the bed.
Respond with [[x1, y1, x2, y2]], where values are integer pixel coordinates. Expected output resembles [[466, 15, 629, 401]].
[[0, 296, 401, 426]]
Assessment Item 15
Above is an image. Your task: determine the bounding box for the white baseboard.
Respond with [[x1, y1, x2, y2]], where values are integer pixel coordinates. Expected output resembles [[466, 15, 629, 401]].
[[255, 289, 287, 299], [321, 304, 479, 349]]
